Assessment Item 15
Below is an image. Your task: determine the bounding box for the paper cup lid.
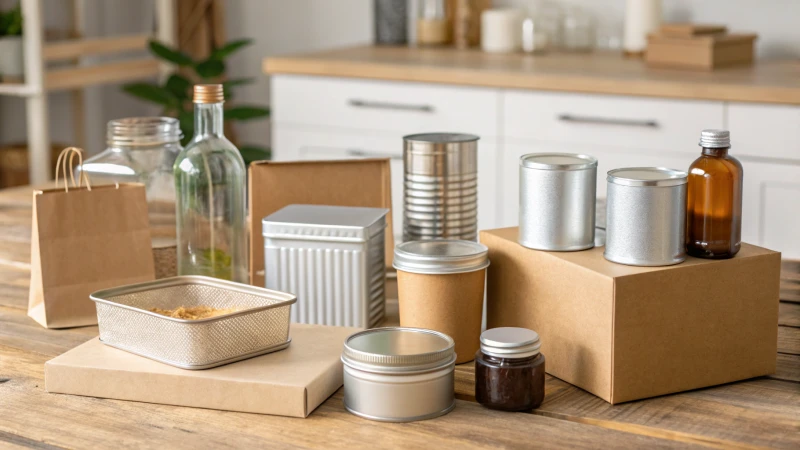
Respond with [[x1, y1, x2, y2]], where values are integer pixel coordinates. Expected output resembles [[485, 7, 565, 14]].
[[393, 240, 489, 274]]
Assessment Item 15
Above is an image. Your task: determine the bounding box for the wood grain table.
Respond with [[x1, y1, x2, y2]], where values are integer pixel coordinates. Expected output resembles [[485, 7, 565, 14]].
[[1, 184, 798, 449]]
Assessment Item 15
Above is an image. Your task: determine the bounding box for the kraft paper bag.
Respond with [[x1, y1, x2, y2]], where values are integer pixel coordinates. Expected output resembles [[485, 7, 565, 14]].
[[27, 148, 156, 329]]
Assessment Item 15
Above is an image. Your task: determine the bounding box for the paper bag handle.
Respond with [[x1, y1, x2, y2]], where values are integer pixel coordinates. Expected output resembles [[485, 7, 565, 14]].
[[54, 147, 92, 192]]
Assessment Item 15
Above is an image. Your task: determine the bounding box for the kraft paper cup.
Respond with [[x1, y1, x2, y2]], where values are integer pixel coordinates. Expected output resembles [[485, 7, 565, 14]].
[[393, 240, 489, 364]]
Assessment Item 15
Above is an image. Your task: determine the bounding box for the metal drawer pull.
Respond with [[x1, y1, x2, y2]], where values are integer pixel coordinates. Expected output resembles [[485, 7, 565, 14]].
[[346, 149, 403, 160], [557, 114, 659, 128], [348, 99, 435, 113]]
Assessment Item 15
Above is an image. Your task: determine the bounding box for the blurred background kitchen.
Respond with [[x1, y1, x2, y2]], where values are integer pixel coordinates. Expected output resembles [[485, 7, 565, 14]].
[[0, 0, 797, 257]]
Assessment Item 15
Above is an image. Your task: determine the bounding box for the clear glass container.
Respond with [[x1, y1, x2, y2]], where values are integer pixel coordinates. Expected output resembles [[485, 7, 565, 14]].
[[417, 0, 449, 46], [561, 7, 595, 52], [174, 85, 248, 282], [522, 15, 550, 54], [78, 117, 182, 238]]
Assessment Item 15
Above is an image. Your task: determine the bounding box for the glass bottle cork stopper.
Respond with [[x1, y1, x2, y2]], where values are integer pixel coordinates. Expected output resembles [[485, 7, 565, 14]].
[[193, 84, 224, 104], [699, 129, 730, 148]]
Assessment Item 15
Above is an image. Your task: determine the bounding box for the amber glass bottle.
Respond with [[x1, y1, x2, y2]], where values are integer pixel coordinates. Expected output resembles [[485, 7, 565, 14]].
[[686, 129, 743, 259]]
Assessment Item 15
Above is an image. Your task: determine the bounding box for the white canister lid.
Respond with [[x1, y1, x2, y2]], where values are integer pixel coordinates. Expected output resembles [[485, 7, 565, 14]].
[[393, 240, 489, 275], [342, 327, 456, 373], [480, 327, 541, 359]]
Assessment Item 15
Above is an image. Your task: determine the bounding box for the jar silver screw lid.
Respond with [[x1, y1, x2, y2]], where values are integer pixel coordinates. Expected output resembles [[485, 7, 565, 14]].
[[699, 129, 731, 148], [480, 327, 541, 359]]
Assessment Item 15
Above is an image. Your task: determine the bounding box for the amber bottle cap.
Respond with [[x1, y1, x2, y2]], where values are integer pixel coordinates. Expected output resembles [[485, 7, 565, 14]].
[[480, 327, 541, 359], [193, 84, 224, 104]]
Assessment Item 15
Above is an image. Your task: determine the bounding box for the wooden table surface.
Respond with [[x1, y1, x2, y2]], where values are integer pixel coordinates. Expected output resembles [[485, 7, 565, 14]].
[[264, 46, 800, 105], [1, 184, 798, 449]]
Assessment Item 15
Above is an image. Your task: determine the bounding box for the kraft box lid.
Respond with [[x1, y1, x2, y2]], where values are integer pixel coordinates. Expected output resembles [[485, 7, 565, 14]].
[[45, 323, 359, 418], [481, 227, 780, 404]]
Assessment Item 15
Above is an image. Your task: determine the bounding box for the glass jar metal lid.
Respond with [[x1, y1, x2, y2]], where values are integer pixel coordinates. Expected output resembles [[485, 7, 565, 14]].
[[480, 327, 541, 359], [342, 327, 456, 373], [393, 239, 489, 274], [607, 167, 688, 187], [107, 117, 182, 147], [520, 153, 598, 171]]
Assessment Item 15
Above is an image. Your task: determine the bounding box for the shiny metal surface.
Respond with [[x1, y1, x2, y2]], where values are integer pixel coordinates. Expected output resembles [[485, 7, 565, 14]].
[[107, 117, 182, 147], [604, 167, 688, 266], [518, 153, 597, 251], [393, 240, 489, 275], [480, 327, 541, 359], [607, 167, 688, 187], [342, 327, 456, 372], [403, 133, 479, 242], [699, 129, 731, 148], [262, 204, 389, 243], [91, 276, 296, 369]]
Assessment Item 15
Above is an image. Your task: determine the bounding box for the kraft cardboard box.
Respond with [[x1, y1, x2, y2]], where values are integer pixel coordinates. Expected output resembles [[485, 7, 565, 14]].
[[481, 227, 780, 404]]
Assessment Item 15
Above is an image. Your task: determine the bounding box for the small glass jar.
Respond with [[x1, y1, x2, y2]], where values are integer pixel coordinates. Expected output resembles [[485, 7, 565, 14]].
[[417, 0, 450, 46], [475, 327, 545, 411], [561, 7, 594, 52]]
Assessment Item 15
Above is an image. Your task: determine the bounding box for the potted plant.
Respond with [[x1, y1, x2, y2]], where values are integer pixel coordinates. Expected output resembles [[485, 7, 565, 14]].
[[0, 2, 23, 79], [123, 39, 270, 164]]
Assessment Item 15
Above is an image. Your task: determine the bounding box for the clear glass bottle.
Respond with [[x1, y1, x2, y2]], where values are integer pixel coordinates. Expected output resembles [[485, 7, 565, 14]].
[[686, 129, 743, 259], [174, 84, 248, 282], [78, 117, 182, 239]]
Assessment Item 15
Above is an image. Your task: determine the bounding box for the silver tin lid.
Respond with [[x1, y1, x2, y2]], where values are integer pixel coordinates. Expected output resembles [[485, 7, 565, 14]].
[[520, 153, 598, 171], [262, 204, 389, 243], [699, 129, 731, 148], [107, 117, 182, 147], [607, 167, 688, 187], [342, 327, 456, 373], [403, 133, 479, 145], [393, 239, 489, 274], [480, 327, 541, 359]]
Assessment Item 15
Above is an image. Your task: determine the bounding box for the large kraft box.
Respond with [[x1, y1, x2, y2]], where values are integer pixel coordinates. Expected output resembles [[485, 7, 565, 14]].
[[481, 227, 780, 404]]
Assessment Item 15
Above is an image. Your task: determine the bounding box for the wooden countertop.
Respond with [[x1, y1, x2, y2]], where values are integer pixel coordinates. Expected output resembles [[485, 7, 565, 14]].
[[264, 46, 800, 105], [1, 184, 799, 448]]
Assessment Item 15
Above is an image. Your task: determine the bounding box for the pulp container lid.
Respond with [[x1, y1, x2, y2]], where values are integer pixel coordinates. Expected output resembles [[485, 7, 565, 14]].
[[393, 239, 489, 274], [607, 167, 688, 187], [480, 327, 541, 359], [262, 204, 389, 242], [520, 153, 598, 171], [341, 327, 456, 373]]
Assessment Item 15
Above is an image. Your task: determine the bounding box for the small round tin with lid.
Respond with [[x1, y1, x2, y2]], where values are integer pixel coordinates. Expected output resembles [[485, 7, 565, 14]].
[[605, 167, 688, 266], [342, 327, 456, 422], [519, 153, 598, 251], [394, 240, 489, 364], [475, 327, 546, 411]]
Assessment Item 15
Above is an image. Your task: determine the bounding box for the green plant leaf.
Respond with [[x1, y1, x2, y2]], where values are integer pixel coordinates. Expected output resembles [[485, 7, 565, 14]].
[[221, 77, 254, 99], [239, 145, 271, 165], [210, 39, 253, 60], [122, 83, 178, 107], [148, 40, 193, 66], [195, 59, 225, 79], [178, 110, 194, 145], [225, 106, 270, 121], [165, 74, 192, 100]]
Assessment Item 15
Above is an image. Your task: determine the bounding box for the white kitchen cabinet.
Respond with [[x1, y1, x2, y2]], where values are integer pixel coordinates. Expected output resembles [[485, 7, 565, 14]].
[[741, 160, 800, 259], [728, 103, 800, 161]]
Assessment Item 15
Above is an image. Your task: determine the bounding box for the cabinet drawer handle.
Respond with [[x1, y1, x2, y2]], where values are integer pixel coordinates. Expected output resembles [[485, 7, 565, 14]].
[[348, 99, 435, 113], [557, 114, 659, 128], [347, 149, 403, 160]]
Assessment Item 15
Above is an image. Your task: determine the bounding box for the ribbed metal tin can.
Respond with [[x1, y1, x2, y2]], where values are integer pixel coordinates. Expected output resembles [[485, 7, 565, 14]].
[[262, 204, 389, 328], [604, 167, 689, 266], [518, 153, 598, 251], [342, 327, 456, 422], [403, 133, 479, 242]]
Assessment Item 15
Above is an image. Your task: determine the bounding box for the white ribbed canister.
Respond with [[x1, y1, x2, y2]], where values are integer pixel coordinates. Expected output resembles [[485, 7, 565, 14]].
[[623, 0, 661, 55]]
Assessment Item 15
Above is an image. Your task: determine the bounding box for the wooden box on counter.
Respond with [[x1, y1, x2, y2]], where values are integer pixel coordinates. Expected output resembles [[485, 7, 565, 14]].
[[481, 227, 780, 404], [645, 33, 757, 70]]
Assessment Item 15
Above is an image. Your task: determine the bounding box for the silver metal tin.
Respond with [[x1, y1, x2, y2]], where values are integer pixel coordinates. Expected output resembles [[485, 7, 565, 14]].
[[341, 327, 456, 422], [480, 327, 541, 359], [91, 276, 296, 370], [393, 239, 489, 275], [403, 133, 479, 242], [604, 167, 688, 266], [518, 153, 598, 251], [263, 204, 389, 328]]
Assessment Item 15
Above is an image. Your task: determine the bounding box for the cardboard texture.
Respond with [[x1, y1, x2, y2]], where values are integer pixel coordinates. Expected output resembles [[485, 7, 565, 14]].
[[481, 227, 780, 404], [659, 23, 727, 37], [28, 183, 156, 329], [397, 269, 485, 364], [45, 323, 359, 417], [248, 159, 394, 287], [646, 33, 757, 70]]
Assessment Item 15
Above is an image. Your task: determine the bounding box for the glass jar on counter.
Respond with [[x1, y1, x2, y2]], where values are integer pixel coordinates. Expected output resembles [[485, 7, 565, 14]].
[[475, 327, 545, 411], [78, 117, 182, 238], [561, 7, 595, 52]]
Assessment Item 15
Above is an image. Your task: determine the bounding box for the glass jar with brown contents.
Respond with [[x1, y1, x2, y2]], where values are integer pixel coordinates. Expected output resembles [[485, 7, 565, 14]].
[[475, 327, 545, 411]]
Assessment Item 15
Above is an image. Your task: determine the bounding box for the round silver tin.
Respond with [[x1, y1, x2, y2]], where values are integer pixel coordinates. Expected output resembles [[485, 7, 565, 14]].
[[392, 239, 489, 275], [604, 167, 688, 266], [341, 327, 457, 422], [518, 153, 598, 251], [480, 327, 541, 359]]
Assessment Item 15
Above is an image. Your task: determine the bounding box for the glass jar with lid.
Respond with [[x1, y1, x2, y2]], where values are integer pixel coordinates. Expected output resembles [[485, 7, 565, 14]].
[[78, 117, 182, 238]]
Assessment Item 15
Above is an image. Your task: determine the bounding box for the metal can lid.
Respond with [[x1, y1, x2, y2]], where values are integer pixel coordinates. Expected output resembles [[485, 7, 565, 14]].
[[107, 117, 182, 147], [520, 153, 598, 171], [607, 167, 688, 187], [403, 133, 479, 144], [393, 239, 489, 274], [480, 327, 541, 359], [699, 129, 731, 148], [342, 327, 456, 373]]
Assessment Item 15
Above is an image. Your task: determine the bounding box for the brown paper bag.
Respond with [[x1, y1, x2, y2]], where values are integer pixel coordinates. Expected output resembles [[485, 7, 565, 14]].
[[28, 148, 156, 329]]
